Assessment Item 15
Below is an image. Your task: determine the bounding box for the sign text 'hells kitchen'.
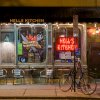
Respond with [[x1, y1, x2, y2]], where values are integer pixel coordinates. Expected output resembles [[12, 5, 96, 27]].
[[10, 19, 44, 23], [56, 37, 78, 51]]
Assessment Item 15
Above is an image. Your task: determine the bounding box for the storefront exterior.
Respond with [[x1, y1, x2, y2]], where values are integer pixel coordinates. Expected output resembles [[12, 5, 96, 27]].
[[0, 23, 87, 69], [0, 7, 100, 78], [0, 23, 47, 68]]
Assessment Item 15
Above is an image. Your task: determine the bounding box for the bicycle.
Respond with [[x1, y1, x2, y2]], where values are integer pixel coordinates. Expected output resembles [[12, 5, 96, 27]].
[[59, 60, 97, 95]]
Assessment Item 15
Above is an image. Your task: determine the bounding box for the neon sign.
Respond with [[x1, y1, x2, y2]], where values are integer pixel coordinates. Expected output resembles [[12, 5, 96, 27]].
[[56, 37, 78, 51]]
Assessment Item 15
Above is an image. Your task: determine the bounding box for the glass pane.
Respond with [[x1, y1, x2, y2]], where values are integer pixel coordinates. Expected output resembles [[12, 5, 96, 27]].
[[17, 26, 46, 63], [53, 26, 81, 63], [1, 32, 15, 64]]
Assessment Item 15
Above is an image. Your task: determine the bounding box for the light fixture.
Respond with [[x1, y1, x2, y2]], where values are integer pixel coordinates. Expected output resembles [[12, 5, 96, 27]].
[[94, 23, 99, 34], [96, 28, 99, 34], [44, 24, 47, 28], [94, 23, 97, 27]]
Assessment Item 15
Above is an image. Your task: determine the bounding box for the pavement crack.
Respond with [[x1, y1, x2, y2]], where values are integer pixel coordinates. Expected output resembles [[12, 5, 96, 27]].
[[54, 85, 57, 96], [23, 88, 27, 96]]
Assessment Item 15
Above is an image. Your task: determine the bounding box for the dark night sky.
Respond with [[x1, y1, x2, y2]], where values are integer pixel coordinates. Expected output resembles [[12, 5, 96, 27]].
[[0, 7, 100, 23]]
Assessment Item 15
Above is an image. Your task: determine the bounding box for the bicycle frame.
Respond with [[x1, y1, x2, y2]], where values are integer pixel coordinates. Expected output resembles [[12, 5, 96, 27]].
[[59, 60, 97, 95]]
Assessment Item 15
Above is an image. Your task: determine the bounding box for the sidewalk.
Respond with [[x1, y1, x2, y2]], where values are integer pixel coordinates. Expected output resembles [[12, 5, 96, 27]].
[[0, 83, 100, 99]]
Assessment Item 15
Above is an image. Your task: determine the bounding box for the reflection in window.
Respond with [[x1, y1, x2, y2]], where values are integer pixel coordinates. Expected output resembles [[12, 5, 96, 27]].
[[1, 32, 14, 64], [17, 26, 46, 63]]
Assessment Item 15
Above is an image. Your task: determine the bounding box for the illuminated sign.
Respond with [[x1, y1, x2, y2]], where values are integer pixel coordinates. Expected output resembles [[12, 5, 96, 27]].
[[56, 37, 78, 51]]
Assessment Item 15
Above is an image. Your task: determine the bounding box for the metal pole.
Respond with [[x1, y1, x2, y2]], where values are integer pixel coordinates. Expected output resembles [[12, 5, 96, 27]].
[[73, 15, 78, 92], [73, 38, 76, 92]]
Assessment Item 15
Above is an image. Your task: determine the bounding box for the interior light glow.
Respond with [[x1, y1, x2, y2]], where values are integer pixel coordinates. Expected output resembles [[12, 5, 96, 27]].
[[94, 23, 97, 27], [96, 28, 99, 34], [44, 24, 47, 27]]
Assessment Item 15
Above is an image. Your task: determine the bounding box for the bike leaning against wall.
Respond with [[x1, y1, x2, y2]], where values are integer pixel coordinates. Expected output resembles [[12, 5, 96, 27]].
[[59, 58, 97, 95]]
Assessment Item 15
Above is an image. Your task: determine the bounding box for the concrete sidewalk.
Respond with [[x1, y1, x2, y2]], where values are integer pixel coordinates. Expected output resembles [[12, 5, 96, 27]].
[[0, 83, 99, 99]]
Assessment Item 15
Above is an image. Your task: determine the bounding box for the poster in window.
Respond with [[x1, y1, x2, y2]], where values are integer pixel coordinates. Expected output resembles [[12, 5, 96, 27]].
[[17, 26, 46, 63]]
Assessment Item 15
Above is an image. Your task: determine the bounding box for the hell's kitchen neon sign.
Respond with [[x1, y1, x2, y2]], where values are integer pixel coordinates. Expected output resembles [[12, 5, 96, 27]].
[[56, 37, 78, 51]]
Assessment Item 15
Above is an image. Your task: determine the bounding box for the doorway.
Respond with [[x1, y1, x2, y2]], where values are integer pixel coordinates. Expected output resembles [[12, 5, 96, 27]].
[[88, 43, 100, 78]]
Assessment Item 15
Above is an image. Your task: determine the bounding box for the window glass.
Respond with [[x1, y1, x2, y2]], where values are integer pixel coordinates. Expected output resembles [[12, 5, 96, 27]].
[[53, 26, 81, 63], [1, 32, 15, 64], [17, 25, 46, 63]]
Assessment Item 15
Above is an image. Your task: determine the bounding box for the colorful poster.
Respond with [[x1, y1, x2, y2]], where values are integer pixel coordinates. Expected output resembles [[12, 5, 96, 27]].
[[17, 26, 46, 63]]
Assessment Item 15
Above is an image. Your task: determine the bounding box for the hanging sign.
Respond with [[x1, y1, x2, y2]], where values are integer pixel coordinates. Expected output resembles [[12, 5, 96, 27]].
[[59, 52, 71, 59]]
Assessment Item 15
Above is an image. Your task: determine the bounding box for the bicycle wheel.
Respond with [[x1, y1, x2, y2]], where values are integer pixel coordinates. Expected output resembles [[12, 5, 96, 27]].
[[80, 75, 97, 95], [59, 74, 72, 92]]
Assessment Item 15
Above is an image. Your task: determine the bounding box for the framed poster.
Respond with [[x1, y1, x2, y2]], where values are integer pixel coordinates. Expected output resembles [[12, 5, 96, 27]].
[[17, 25, 46, 63]]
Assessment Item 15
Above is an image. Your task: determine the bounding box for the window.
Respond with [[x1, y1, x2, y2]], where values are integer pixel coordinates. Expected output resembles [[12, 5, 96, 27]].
[[1, 32, 15, 64], [17, 25, 46, 63], [53, 25, 81, 63]]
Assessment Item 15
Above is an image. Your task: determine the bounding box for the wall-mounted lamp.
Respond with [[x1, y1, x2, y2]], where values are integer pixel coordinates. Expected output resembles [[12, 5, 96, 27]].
[[94, 23, 99, 34], [96, 28, 99, 34]]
